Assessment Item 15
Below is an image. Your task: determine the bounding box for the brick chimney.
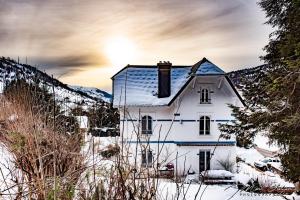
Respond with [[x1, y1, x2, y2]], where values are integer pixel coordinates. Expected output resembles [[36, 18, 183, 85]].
[[157, 61, 172, 98]]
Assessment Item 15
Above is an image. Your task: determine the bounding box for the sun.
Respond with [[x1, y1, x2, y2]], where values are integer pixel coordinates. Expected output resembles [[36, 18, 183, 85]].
[[104, 36, 138, 66]]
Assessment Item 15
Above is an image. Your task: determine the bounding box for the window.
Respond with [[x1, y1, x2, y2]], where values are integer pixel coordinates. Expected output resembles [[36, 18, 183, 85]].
[[200, 88, 211, 104], [141, 149, 153, 167], [141, 115, 152, 134], [199, 150, 210, 172], [199, 116, 210, 135]]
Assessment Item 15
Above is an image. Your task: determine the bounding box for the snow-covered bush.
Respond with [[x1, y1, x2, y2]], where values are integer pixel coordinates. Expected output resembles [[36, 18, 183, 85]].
[[216, 154, 235, 172], [201, 170, 234, 179], [184, 174, 199, 184], [258, 171, 295, 193]]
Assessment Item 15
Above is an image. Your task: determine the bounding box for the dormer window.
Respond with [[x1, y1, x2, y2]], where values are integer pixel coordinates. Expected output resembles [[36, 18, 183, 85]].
[[141, 115, 152, 134], [200, 88, 211, 104]]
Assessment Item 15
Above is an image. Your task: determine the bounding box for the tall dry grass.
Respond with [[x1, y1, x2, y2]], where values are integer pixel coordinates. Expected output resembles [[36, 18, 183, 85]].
[[0, 96, 84, 199]]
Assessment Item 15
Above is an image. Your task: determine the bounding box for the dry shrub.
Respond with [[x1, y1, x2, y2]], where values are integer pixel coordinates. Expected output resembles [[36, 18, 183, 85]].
[[75, 140, 159, 200], [100, 144, 120, 158], [0, 97, 84, 199], [216, 154, 235, 172]]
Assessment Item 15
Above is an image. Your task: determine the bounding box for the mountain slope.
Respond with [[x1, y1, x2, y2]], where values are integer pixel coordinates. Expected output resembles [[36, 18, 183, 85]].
[[0, 57, 111, 107], [227, 64, 269, 89], [70, 85, 112, 103]]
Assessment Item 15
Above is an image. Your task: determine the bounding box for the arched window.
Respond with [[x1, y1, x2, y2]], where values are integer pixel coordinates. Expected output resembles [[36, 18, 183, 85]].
[[141, 149, 153, 167], [141, 115, 152, 134], [199, 116, 210, 135], [200, 88, 210, 104], [199, 150, 210, 172]]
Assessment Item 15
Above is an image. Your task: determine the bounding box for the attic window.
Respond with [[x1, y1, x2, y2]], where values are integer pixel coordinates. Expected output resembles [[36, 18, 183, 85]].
[[200, 88, 211, 104], [141, 115, 152, 134]]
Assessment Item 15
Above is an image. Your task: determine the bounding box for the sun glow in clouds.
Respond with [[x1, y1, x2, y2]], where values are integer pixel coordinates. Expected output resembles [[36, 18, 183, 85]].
[[105, 36, 138, 66]]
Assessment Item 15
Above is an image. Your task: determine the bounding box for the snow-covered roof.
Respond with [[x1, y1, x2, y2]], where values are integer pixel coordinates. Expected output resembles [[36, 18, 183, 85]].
[[193, 60, 225, 75], [112, 58, 226, 107]]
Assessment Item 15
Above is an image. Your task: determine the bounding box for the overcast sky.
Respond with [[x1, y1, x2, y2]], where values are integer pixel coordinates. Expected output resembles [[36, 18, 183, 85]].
[[0, 0, 272, 91]]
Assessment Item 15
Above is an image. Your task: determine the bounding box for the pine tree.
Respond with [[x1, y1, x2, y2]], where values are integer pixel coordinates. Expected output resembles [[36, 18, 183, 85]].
[[220, 0, 300, 186]]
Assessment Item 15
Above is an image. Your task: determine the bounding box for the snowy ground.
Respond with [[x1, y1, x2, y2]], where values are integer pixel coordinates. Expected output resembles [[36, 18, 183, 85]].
[[78, 135, 296, 200], [236, 145, 294, 192], [0, 82, 3, 93], [237, 162, 294, 188], [1, 134, 298, 200], [0, 144, 10, 191], [157, 140, 295, 200], [237, 146, 264, 166], [254, 134, 279, 152], [157, 181, 295, 200], [0, 144, 19, 198]]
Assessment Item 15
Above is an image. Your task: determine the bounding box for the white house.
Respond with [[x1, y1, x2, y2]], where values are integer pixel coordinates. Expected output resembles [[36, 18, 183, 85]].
[[112, 57, 244, 174]]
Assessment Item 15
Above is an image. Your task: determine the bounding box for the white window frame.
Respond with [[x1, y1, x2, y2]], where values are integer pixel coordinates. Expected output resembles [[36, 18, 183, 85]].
[[141, 149, 153, 168], [199, 115, 210, 135], [198, 83, 213, 105], [141, 115, 153, 135], [198, 150, 211, 172], [200, 88, 210, 104]]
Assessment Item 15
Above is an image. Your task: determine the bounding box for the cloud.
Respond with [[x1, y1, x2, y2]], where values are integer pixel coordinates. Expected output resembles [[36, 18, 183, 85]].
[[0, 0, 272, 88], [29, 53, 109, 75]]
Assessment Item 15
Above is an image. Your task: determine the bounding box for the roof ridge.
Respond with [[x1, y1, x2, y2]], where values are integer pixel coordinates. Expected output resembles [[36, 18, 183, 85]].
[[128, 64, 190, 67], [191, 57, 208, 73], [191, 57, 225, 75], [111, 64, 191, 79]]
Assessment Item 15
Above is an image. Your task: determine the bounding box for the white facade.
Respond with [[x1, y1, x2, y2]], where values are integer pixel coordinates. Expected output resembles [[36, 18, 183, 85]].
[[112, 58, 244, 175]]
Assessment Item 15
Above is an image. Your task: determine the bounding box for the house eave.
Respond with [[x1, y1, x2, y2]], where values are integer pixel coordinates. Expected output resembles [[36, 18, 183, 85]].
[[167, 74, 225, 107], [224, 75, 246, 107], [113, 104, 169, 108], [125, 140, 236, 146]]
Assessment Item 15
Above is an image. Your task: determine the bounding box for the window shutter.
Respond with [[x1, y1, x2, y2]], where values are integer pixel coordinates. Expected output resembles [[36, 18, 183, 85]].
[[199, 151, 205, 172], [205, 89, 209, 103], [206, 151, 211, 170], [199, 116, 205, 135], [141, 150, 146, 164], [205, 116, 210, 135], [148, 150, 153, 164], [148, 117, 152, 133], [209, 88, 213, 103], [199, 86, 202, 103], [142, 116, 146, 134]]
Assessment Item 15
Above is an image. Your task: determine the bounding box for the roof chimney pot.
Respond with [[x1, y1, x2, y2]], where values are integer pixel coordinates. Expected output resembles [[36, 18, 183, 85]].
[[157, 61, 172, 98]]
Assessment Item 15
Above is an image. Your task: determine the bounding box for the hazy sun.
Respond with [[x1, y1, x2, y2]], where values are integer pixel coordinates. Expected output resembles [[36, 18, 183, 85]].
[[105, 36, 138, 66]]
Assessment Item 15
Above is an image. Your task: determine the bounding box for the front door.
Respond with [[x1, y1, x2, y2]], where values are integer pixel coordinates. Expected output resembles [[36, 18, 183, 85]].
[[199, 150, 210, 172]]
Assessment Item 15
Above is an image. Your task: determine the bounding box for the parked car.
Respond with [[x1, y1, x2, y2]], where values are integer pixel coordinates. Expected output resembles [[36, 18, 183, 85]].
[[254, 157, 280, 171]]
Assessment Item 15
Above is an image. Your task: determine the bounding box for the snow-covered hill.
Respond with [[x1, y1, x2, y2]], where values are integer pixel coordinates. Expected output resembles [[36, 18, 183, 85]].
[[227, 64, 269, 89], [70, 85, 111, 103], [0, 57, 111, 108]]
